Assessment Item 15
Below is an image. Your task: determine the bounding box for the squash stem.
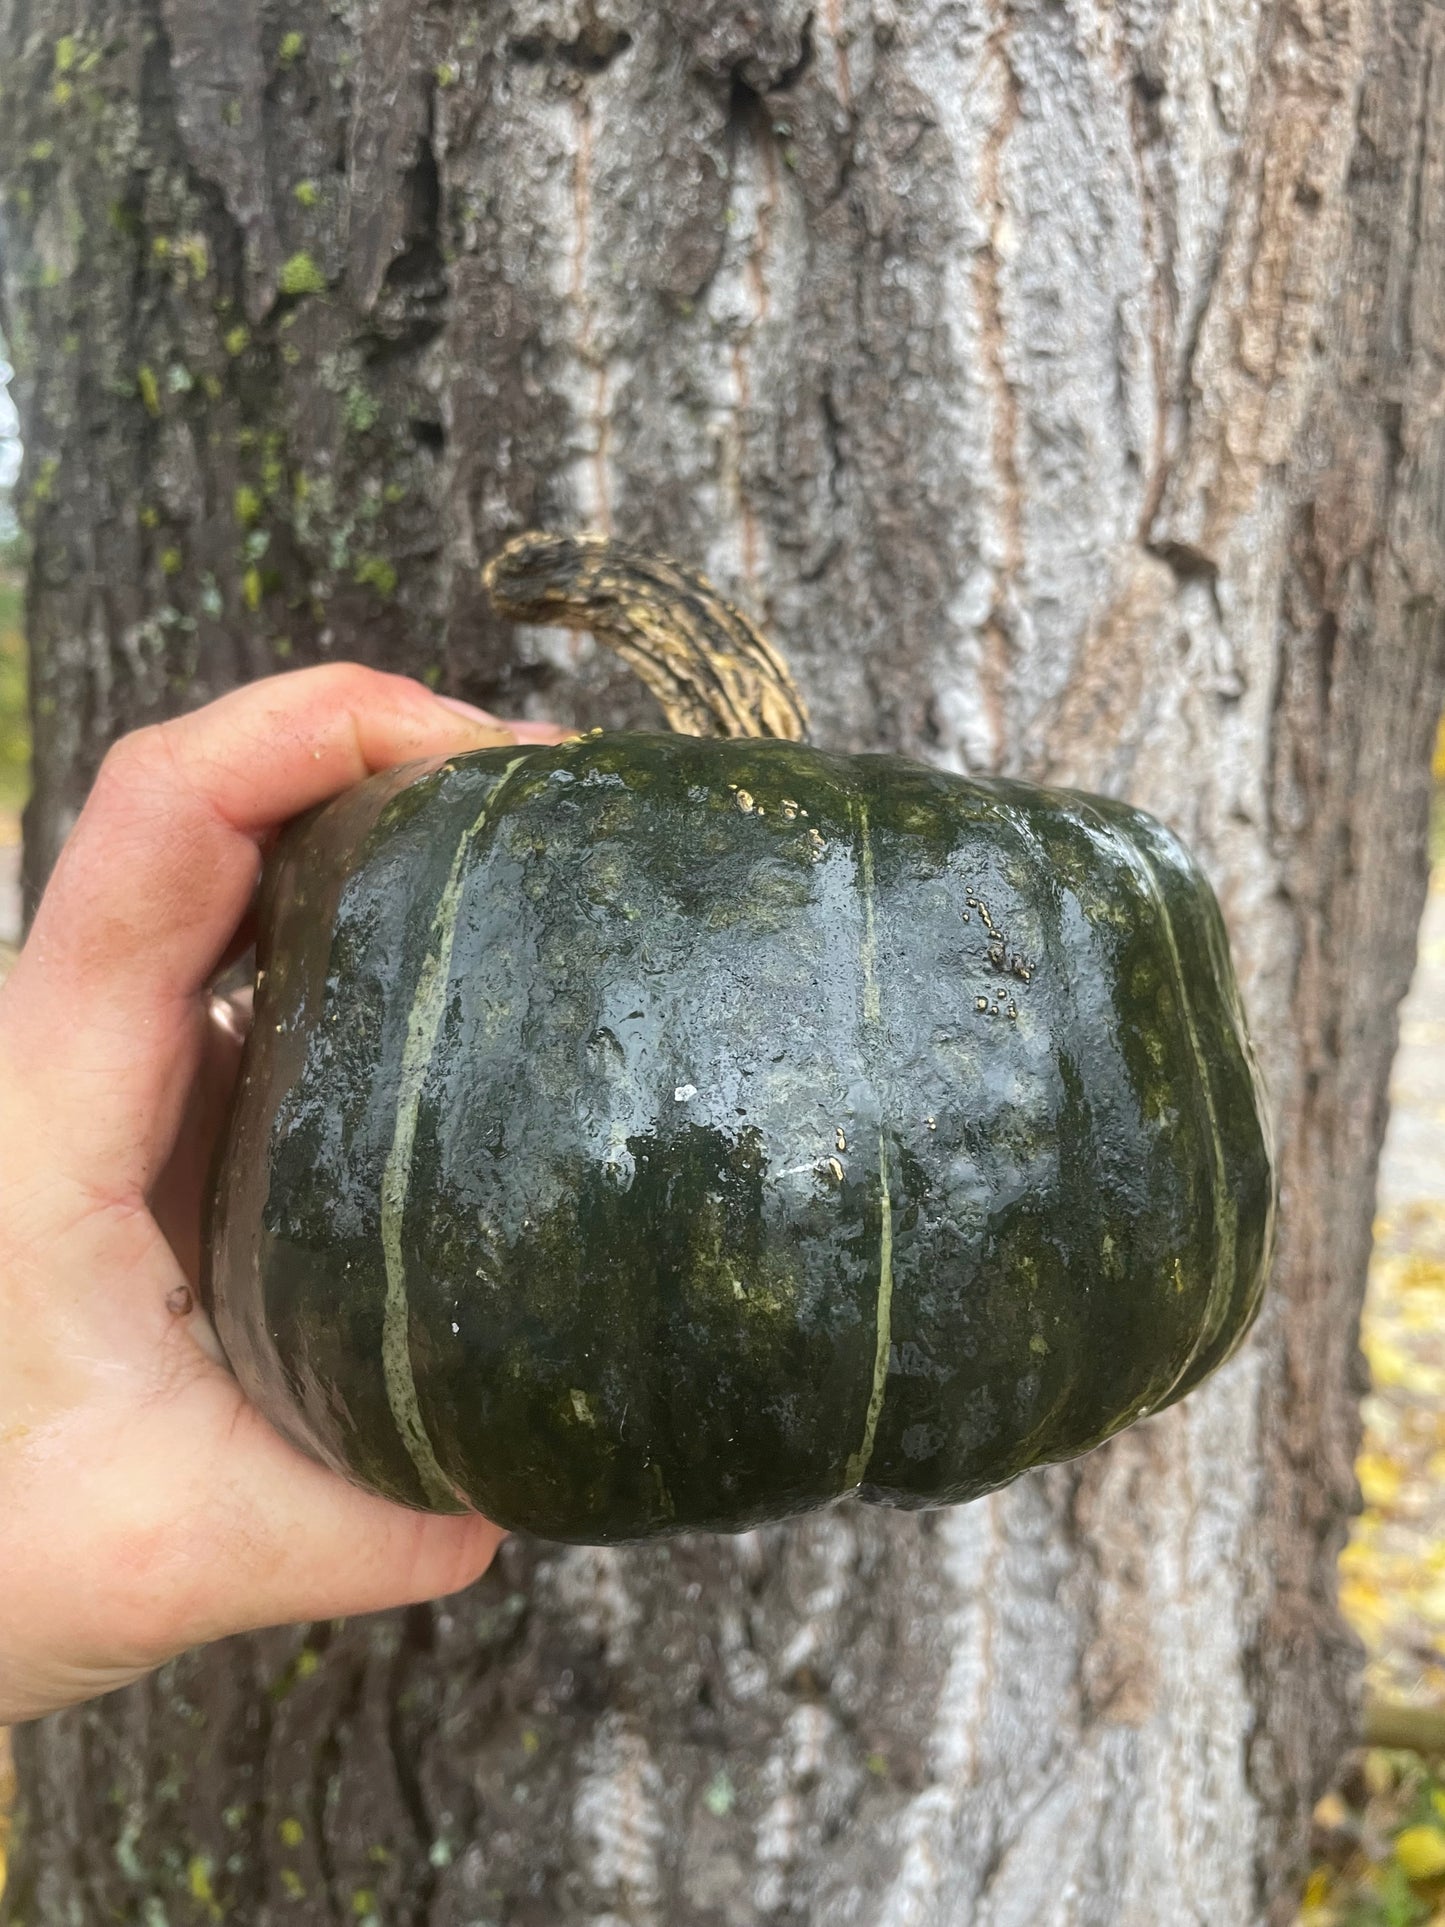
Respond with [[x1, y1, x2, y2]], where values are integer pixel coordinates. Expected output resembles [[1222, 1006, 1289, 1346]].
[[484, 531, 809, 743]]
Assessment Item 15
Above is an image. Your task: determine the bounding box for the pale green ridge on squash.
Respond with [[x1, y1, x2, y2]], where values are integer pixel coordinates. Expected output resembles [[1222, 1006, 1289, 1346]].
[[846, 1133, 895, 1492], [379, 753, 532, 1510]]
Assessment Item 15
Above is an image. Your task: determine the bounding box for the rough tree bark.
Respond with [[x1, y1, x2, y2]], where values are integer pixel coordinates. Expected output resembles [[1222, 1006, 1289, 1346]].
[[1, 1, 1443, 1921]]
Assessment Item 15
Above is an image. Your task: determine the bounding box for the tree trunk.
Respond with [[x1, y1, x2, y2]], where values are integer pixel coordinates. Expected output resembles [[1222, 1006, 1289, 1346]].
[[2, 0, 1443, 1920]]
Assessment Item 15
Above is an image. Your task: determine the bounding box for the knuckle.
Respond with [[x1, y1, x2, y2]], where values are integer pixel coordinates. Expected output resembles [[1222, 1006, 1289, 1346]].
[[300, 660, 381, 706], [95, 723, 171, 798]]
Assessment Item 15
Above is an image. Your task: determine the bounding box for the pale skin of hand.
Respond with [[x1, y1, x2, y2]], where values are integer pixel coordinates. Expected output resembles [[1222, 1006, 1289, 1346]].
[[0, 665, 569, 1724]]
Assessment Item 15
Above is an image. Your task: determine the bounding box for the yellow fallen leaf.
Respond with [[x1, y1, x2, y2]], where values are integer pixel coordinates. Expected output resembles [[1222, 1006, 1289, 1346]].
[[1396, 1824, 1445, 1880], [1364, 1334, 1445, 1396], [1359, 1453, 1405, 1508], [1364, 1334, 1412, 1386], [1301, 1866, 1331, 1907], [1340, 1576, 1393, 1638]]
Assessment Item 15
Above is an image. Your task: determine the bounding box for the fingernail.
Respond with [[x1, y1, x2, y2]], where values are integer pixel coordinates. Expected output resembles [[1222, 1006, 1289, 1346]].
[[434, 693, 573, 747], [434, 694, 503, 727]]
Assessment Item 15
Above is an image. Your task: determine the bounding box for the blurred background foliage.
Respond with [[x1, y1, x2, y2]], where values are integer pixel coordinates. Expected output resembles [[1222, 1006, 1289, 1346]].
[[0, 558, 27, 818], [1300, 715, 1445, 1924], [1304, 1748, 1445, 1927], [1, 330, 25, 822]]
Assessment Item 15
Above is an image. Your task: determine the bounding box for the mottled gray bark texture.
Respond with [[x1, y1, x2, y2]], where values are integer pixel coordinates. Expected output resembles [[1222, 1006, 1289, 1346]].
[[1, 0, 1442, 1921]]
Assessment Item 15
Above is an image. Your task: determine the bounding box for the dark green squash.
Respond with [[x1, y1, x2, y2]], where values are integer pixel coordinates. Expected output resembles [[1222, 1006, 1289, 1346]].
[[206, 534, 1274, 1543]]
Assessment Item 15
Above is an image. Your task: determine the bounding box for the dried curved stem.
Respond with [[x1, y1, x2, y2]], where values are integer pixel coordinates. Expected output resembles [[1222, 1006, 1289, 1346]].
[[484, 531, 809, 744]]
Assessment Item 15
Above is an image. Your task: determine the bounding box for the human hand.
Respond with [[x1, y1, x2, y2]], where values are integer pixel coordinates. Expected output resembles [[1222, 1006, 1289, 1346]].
[[0, 665, 567, 1722]]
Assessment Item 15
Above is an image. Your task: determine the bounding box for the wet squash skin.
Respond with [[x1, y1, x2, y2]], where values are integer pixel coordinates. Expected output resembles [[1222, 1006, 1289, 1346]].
[[206, 723, 1275, 1543]]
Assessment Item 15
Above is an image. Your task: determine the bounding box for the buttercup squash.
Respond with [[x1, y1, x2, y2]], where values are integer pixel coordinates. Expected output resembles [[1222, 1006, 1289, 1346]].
[[206, 534, 1275, 1542]]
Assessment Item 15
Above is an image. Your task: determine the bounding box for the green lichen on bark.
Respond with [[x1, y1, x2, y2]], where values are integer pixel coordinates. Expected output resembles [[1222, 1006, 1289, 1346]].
[[0, 0, 490, 902]]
